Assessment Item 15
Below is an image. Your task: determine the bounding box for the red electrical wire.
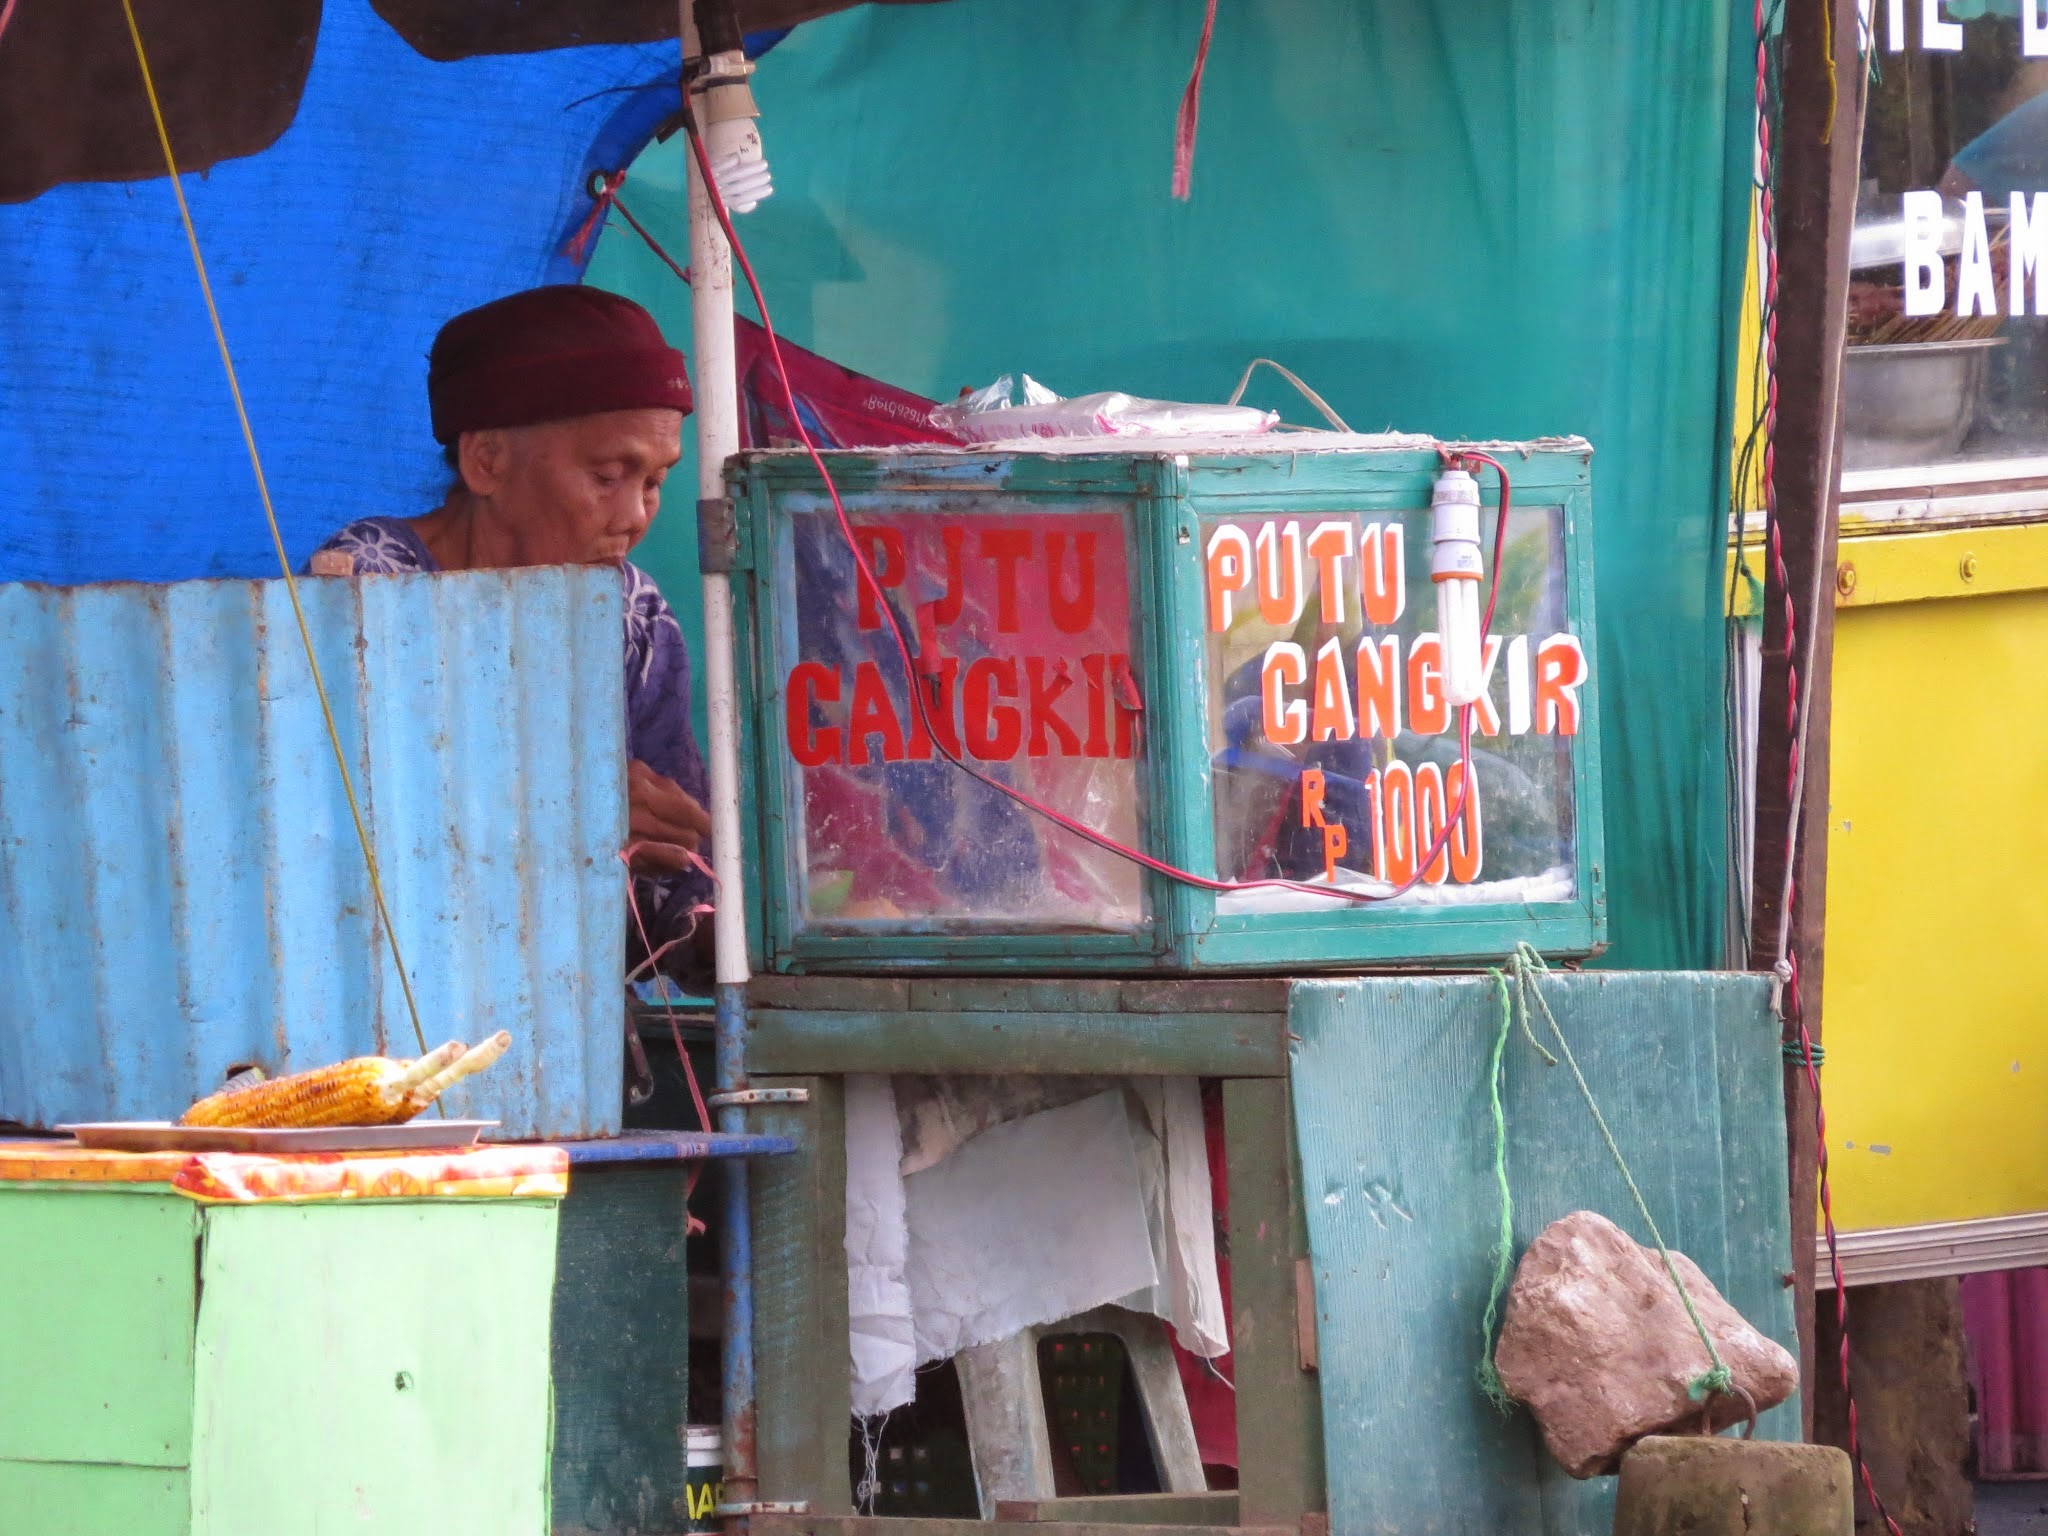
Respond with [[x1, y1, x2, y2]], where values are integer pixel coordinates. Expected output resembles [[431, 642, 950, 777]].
[[1751, 8, 1898, 1530], [681, 118, 1510, 908], [1171, 0, 1220, 200], [622, 850, 714, 1233], [565, 169, 691, 286]]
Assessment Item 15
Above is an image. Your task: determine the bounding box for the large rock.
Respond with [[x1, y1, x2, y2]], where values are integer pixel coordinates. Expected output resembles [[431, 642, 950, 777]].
[[1493, 1210, 1799, 1477]]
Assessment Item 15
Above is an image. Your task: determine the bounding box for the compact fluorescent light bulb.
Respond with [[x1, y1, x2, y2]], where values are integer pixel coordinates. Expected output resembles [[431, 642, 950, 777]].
[[1431, 467, 1485, 708], [699, 50, 775, 215]]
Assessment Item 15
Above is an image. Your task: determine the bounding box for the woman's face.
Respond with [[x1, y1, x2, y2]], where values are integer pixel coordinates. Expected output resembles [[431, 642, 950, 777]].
[[458, 407, 685, 565]]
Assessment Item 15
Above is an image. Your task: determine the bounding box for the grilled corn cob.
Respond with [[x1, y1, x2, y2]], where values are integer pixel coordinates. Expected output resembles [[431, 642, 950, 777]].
[[178, 1032, 511, 1129]]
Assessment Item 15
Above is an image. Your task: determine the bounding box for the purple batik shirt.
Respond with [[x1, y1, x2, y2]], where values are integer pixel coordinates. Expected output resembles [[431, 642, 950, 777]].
[[311, 517, 712, 961]]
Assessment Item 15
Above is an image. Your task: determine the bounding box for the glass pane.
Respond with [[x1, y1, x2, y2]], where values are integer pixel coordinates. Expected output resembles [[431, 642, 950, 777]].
[[775, 495, 1148, 933], [1850, 9, 2048, 471], [1202, 504, 1581, 914]]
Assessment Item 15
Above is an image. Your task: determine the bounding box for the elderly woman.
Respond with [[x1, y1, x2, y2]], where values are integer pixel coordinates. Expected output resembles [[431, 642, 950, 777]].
[[311, 286, 713, 976]]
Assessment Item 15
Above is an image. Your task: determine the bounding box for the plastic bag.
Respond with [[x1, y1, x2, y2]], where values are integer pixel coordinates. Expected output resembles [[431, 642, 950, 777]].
[[931, 372, 1279, 443]]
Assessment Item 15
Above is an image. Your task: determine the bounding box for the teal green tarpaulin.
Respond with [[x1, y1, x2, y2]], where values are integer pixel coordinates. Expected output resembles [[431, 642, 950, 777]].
[[594, 0, 1754, 969]]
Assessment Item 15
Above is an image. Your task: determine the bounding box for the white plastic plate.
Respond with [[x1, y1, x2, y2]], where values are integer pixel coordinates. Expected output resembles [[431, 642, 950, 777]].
[[55, 1119, 499, 1154]]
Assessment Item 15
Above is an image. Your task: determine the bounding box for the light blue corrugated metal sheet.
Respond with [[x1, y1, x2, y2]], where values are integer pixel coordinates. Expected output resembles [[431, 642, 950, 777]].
[[1288, 971, 1795, 1536], [0, 568, 627, 1140]]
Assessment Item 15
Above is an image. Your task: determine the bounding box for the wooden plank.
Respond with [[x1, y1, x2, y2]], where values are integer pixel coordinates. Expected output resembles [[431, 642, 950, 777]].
[[1293, 1260, 1319, 1373], [993, 1491, 1239, 1524], [751, 1075, 853, 1516], [745, 1011, 1288, 1078], [748, 976, 909, 1011], [1223, 1078, 1325, 1531], [549, 1162, 694, 1535], [907, 979, 1122, 1014], [1713, 972, 1804, 1446], [1187, 909, 1602, 972], [757, 1523, 1284, 1536], [189, 1200, 558, 1533], [1117, 980, 1289, 1015], [1746, 0, 1864, 1434], [1285, 973, 1792, 1536], [0, 1460, 188, 1536], [1523, 976, 1736, 1536], [0, 1188, 198, 1468]]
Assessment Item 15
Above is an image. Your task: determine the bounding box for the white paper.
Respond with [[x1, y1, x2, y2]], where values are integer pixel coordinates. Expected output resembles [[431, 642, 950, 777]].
[[902, 1089, 1159, 1363], [844, 1074, 918, 1416], [1214, 863, 1576, 915], [892, 1074, 1117, 1177]]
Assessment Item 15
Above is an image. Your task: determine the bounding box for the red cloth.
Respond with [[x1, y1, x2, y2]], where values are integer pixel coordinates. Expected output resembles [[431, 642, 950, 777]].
[[1962, 1267, 2048, 1475], [733, 315, 960, 451], [427, 285, 692, 443]]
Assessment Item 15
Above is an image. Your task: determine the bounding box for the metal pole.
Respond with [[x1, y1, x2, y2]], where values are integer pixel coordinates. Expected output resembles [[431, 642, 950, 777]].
[[683, 8, 751, 1001], [680, 0, 759, 1519]]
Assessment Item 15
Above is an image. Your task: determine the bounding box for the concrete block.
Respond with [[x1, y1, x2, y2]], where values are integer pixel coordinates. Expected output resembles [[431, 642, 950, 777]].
[[1613, 1436, 1854, 1536]]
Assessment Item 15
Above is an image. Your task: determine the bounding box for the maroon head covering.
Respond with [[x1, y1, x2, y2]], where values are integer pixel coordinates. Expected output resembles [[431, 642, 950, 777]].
[[428, 286, 693, 445]]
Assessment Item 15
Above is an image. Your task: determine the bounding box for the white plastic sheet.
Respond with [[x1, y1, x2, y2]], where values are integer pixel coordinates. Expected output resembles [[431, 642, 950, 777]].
[[843, 1076, 1228, 1416], [1121, 1077, 1230, 1359], [845, 1074, 917, 1417], [902, 1088, 1159, 1364]]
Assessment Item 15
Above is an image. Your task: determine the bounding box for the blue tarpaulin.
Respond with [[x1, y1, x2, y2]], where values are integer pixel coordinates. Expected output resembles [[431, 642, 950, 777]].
[[0, 6, 678, 584]]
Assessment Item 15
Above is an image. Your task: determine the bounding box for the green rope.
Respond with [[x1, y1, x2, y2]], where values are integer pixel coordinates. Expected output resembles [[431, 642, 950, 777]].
[[1478, 944, 1734, 1407], [1782, 1038, 1824, 1067], [1478, 964, 1560, 1406]]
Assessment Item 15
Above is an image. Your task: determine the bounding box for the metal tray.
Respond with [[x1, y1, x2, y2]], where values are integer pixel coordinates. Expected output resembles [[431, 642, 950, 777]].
[[55, 1119, 499, 1154]]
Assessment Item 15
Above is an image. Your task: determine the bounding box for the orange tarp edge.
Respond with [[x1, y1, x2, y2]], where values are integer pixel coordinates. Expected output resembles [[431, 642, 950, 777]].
[[0, 1140, 569, 1203]]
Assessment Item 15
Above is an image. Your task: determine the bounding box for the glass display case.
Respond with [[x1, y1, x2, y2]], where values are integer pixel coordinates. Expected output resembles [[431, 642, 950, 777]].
[[729, 436, 1603, 972]]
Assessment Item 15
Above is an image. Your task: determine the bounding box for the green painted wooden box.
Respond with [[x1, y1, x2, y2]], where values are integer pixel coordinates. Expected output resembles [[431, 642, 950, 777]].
[[550, 1160, 700, 1535], [0, 1178, 559, 1535], [729, 438, 1604, 974]]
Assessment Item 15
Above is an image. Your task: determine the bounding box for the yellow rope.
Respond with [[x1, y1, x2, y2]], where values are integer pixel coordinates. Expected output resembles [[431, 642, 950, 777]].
[[121, 0, 431, 1062], [1821, 0, 1838, 145]]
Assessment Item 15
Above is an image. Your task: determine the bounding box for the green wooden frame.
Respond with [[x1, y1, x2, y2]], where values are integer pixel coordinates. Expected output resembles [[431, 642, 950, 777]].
[[1172, 449, 1606, 969], [744, 978, 1326, 1536], [729, 444, 1604, 974], [734, 453, 1178, 972]]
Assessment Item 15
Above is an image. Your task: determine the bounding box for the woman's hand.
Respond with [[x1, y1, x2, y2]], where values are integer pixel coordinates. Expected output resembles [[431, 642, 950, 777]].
[[627, 759, 713, 875]]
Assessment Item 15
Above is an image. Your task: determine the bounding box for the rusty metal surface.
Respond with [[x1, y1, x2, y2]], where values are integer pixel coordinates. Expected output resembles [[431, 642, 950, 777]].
[[0, 567, 626, 1139]]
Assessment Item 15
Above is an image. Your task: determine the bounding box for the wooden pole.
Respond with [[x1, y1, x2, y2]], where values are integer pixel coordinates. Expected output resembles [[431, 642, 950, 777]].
[[1746, 0, 1864, 1433]]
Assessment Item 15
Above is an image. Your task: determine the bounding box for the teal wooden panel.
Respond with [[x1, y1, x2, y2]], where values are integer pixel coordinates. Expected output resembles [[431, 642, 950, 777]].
[[0, 1460, 188, 1536], [1709, 978, 1802, 1450], [551, 1164, 694, 1535], [751, 1077, 854, 1515], [744, 1008, 1289, 1078], [0, 1188, 198, 1468], [1288, 971, 1793, 1536], [190, 1201, 560, 1536]]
